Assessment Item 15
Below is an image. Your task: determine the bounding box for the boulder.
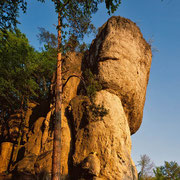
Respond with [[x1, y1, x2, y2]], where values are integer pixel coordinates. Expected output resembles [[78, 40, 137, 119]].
[[88, 16, 152, 134], [15, 117, 44, 173], [70, 90, 137, 179]]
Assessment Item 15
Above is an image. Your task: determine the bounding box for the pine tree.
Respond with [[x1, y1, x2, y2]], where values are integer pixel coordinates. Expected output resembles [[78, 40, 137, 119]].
[[154, 161, 180, 180]]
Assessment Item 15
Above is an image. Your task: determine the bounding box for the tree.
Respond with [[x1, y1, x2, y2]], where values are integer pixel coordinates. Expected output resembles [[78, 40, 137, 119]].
[[153, 161, 180, 180], [0, 28, 56, 167], [0, 29, 38, 114], [0, 29, 56, 161], [1, 1, 122, 179], [54, 1, 122, 179], [37, 27, 58, 49], [0, 0, 27, 30], [153, 166, 166, 180], [37, 27, 89, 53], [137, 154, 155, 180], [0, 29, 56, 115]]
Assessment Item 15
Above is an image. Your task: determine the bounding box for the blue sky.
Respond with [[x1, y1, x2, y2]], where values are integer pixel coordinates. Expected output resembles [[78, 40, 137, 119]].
[[18, 0, 180, 169]]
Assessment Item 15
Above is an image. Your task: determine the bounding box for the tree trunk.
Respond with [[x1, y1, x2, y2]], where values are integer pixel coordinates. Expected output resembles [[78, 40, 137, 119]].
[[11, 98, 24, 165], [52, 12, 62, 180]]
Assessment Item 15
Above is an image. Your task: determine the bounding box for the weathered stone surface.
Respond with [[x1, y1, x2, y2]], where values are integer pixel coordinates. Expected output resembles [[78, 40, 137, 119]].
[[61, 52, 83, 177], [71, 90, 137, 179], [62, 52, 83, 105], [34, 151, 52, 175], [8, 112, 24, 142], [0, 142, 13, 173], [26, 117, 44, 156], [23, 102, 38, 143], [81, 152, 100, 177], [16, 117, 44, 173], [88, 16, 152, 134], [16, 153, 37, 174]]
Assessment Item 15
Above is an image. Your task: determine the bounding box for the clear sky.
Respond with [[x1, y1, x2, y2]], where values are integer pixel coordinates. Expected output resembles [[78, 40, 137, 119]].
[[17, 0, 180, 169]]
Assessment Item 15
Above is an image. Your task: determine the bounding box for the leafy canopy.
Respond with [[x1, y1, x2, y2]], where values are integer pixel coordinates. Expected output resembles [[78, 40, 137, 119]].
[[0, 0, 27, 30], [53, 0, 121, 49], [153, 161, 180, 180], [0, 0, 122, 32], [37, 27, 89, 53], [0, 29, 56, 114], [0, 29, 37, 110]]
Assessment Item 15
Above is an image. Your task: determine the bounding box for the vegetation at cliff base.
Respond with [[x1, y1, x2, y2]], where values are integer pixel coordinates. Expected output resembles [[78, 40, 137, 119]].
[[137, 154, 180, 180], [153, 161, 180, 180]]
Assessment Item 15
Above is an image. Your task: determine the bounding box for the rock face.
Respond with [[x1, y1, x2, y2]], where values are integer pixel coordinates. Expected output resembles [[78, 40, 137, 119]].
[[61, 52, 83, 178], [0, 16, 152, 180], [70, 91, 137, 179], [0, 142, 13, 173], [0, 52, 83, 179], [69, 16, 151, 179], [88, 16, 152, 134]]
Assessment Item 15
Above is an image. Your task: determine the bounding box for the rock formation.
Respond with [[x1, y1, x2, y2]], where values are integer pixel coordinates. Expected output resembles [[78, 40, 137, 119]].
[[70, 91, 137, 179], [0, 16, 152, 180], [88, 16, 152, 134]]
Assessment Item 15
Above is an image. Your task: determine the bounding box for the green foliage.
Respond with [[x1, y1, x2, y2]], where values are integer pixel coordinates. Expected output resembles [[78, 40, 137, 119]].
[[78, 42, 89, 53], [37, 27, 89, 53], [63, 34, 89, 53], [0, 29, 38, 111], [90, 103, 108, 121], [105, 0, 121, 14], [153, 167, 166, 180], [54, 0, 122, 52], [0, 0, 27, 30], [0, 0, 122, 31], [37, 27, 58, 49], [82, 69, 108, 120], [83, 69, 102, 99], [153, 161, 180, 180], [1, 0, 122, 55], [33, 47, 56, 99], [0, 29, 56, 114]]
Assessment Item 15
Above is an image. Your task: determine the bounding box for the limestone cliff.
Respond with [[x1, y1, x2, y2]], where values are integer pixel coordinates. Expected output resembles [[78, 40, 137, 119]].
[[0, 16, 152, 180]]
